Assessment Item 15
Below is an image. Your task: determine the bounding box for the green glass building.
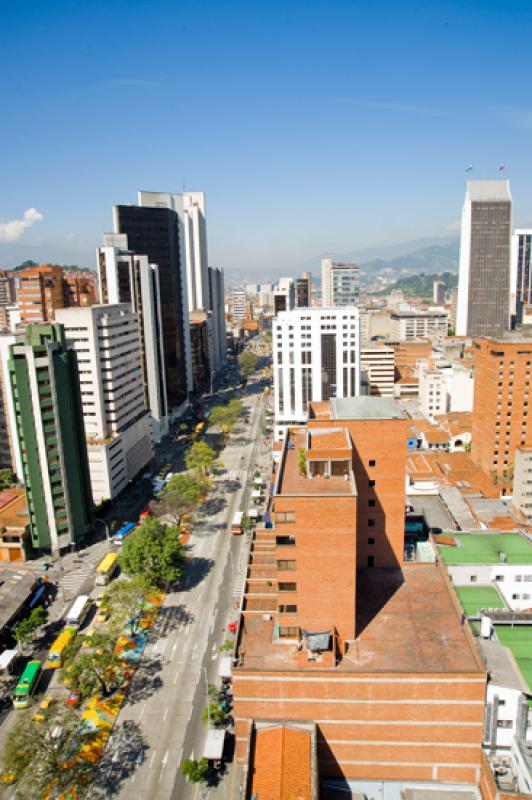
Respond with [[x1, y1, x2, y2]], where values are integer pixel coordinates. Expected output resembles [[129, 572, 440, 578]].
[[8, 324, 93, 555]]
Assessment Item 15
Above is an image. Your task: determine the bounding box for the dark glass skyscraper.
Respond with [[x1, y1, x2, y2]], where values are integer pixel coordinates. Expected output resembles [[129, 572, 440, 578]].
[[113, 205, 189, 410]]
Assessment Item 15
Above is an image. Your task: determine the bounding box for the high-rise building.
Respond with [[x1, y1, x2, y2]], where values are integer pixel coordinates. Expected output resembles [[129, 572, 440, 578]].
[[113, 203, 190, 414], [233, 399, 485, 793], [273, 308, 360, 436], [432, 279, 446, 305], [8, 324, 93, 555], [97, 234, 168, 441], [232, 289, 247, 321], [456, 180, 512, 337], [0, 271, 15, 306], [321, 259, 359, 306], [189, 310, 211, 394], [273, 277, 296, 315], [0, 333, 19, 474], [510, 229, 532, 326], [55, 305, 153, 503], [208, 267, 226, 370], [295, 271, 311, 308], [471, 335, 532, 488], [16, 264, 97, 325]]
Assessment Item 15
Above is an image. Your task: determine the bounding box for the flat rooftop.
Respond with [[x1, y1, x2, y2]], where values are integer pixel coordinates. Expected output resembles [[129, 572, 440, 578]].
[[494, 625, 532, 693], [478, 638, 527, 692], [0, 569, 36, 631], [454, 585, 506, 617], [236, 564, 483, 674], [276, 429, 356, 496], [330, 396, 403, 420], [437, 533, 532, 565]]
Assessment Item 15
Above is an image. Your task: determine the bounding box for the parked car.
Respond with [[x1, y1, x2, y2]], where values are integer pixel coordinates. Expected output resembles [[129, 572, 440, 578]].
[[66, 690, 81, 707], [33, 695, 55, 722]]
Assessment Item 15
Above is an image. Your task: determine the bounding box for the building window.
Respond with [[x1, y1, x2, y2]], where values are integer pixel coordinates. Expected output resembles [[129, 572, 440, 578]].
[[276, 535, 295, 546], [470, 575, 477, 583], [278, 582, 297, 592], [278, 627, 299, 639], [277, 560, 296, 570], [368, 499, 375, 507], [367, 555, 375, 567], [368, 519, 375, 528], [496, 720, 513, 729], [368, 480, 376, 488], [275, 511, 295, 523], [368, 537, 375, 545], [278, 604, 297, 614], [494, 575, 504, 581], [368, 459, 376, 467]]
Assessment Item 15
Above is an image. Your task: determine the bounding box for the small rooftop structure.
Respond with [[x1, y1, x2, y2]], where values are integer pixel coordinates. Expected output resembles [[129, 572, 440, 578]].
[[437, 533, 532, 566], [466, 178, 511, 202], [0, 569, 36, 632], [477, 637, 528, 692], [246, 723, 317, 800], [329, 396, 403, 420]]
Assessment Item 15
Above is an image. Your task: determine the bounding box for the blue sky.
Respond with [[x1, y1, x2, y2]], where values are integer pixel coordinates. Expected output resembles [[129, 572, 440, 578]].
[[1, 0, 531, 272]]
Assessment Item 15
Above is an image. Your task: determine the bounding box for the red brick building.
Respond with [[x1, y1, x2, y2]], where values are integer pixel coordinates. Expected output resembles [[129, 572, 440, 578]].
[[472, 336, 532, 489], [233, 398, 486, 796]]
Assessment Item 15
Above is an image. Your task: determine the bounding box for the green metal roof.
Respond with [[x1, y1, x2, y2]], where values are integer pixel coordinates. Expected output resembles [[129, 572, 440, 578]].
[[437, 533, 532, 565], [495, 626, 532, 693], [455, 585, 505, 617]]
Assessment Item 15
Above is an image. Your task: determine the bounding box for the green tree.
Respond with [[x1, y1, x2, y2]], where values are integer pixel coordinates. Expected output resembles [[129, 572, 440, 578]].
[[2, 705, 95, 795], [238, 349, 259, 377], [13, 606, 48, 652], [201, 701, 227, 726], [61, 632, 124, 698], [209, 399, 242, 433], [185, 441, 218, 475], [120, 518, 185, 586], [0, 469, 16, 489], [180, 758, 209, 784], [153, 472, 209, 525], [101, 575, 154, 635], [297, 448, 307, 477], [241, 513, 253, 533]]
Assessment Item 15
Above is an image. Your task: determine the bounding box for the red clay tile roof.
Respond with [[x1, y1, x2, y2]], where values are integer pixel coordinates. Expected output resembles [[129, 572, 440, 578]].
[[250, 726, 312, 800]]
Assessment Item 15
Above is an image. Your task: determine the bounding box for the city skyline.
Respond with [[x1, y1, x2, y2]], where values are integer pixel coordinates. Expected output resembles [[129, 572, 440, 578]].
[[1, 0, 532, 273]]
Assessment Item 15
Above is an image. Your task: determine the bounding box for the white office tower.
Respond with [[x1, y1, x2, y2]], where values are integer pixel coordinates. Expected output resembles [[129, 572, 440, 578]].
[[273, 277, 296, 315], [510, 229, 532, 326], [232, 289, 247, 321], [55, 305, 154, 503], [456, 180, 512, 337], [273, 307, 360, 439], [97, 234, 168, 441], [321, 259, 360, 306]]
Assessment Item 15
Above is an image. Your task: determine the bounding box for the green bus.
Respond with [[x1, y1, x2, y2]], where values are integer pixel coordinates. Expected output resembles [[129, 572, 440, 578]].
[[12, 660, 42, 709]]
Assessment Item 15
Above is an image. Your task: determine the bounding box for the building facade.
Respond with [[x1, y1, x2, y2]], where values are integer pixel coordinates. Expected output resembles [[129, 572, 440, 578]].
[[113, 203, 191, 414], [419, 362, 447, 419], [232, 289, 247, 321], [457, 180, 512, 338], [8, 324, 93, 555], [273, 308, 360, 436], [321, 259, 359, 307], [390, 309, 448, 341], [433, 279, 446, 305], [189, 310, 211, 394], [55, 305, 153, 503], [208, 267, 226, 371], [296, 272, 312, 308], [471, 336, 532, 486], [359, 343, 394, 397], [510, 229, 532, 326], [97, 234, 168, 441]]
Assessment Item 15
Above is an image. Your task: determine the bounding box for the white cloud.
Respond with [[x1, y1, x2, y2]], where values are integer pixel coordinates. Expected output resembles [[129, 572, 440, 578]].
[[0, 208, 44, 242]]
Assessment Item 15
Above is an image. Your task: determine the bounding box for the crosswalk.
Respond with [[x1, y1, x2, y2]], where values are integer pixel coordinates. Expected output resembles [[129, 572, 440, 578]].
[[59, 563, 94, 600], [233, 578, 245, 599]]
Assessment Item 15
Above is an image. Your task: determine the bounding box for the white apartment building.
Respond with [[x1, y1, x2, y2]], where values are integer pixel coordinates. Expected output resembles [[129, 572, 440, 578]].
[[418, 362, 447, 419], [273, 277, 295, 315], [259, 283, 274, 309], [97, 234, 168, 441], [449, 362, 474, 412], [56, 305, 153, 503], [390, 308, 448, 341], [510, 229, 532, 325], [273, 307, 360, 439], [513, 447, 532, 521], [232, 289, 247, 321], [359, 344, 394, 397], [321, 259, 359, 306]]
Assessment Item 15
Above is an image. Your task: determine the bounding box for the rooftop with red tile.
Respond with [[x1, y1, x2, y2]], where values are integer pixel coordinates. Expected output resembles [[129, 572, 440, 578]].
[[235, 564, 484, 675], [248, 725, 314, 800]]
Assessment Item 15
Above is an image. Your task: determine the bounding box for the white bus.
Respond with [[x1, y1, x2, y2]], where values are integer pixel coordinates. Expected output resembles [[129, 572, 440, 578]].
[[65, 595, 91, 629]]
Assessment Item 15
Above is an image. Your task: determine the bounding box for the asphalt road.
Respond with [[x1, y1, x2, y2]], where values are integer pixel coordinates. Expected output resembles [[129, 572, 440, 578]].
[[90, 375, 271, 800]]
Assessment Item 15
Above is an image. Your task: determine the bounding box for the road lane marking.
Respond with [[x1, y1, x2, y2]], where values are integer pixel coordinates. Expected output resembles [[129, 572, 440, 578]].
[[149, 750, 157, 768], [139, 702, 146, 720], [163, 707, 168, 721]]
